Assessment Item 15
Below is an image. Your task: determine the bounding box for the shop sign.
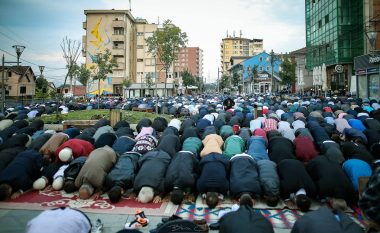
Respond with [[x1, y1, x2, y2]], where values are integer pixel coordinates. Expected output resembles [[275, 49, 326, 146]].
[[369, 55, 380, 64]]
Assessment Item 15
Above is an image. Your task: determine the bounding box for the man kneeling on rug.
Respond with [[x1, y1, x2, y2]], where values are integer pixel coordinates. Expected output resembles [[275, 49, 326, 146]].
[[217, 194, 274, 233]]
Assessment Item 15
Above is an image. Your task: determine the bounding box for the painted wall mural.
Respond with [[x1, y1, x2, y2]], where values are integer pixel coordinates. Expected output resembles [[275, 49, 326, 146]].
[[87, 17, 114, 96]]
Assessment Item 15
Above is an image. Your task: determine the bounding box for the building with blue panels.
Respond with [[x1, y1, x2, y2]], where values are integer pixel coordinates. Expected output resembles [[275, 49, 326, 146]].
[[229, 51, 282, 94]]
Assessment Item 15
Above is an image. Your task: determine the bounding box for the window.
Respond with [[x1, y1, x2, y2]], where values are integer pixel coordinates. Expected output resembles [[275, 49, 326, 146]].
[[137, 45, 144, 49], [8, 86, 11, 90], [318, 20, 322, 29], [137, 32, 144, 36], [259, 57, 263, 62], [325, 14, 329, 24], [7, 71, 11, 77], [114, 27, 124, 35], [137, 59, 143, 62], [113, 41, 124, 49], [267, 66, 270, 71], [259, 67, 263, 71]]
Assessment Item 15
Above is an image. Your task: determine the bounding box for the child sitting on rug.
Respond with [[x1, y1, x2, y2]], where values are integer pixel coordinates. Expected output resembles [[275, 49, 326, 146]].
[[0, 150, 43, 200]]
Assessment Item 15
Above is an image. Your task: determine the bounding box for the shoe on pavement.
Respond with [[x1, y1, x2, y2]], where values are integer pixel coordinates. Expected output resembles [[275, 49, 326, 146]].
[[125, 216, 149, 229], [91, 218, 103, 233]]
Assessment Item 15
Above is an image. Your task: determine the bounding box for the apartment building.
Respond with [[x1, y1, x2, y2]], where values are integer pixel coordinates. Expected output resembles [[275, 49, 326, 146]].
[[220, 35, 263, 73], [83, 9, 136, 96]]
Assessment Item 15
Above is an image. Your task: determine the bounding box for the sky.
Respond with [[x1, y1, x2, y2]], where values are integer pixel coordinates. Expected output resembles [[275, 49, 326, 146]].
[[0, 0, 306, 85]]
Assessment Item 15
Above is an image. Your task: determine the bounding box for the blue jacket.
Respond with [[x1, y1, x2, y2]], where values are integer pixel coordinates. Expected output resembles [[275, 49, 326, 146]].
[[247, 136, 269, 161], [112, 136, 136, 155], [196, 153, 230, 195], [0, 150, 43, 191], [342, 159, 372, 191], [229, 154, 261, 198]]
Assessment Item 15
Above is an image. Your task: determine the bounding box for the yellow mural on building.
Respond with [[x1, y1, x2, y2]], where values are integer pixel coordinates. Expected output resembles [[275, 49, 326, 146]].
[[87, 17, 114, 96], [90, 17, 103, 48]]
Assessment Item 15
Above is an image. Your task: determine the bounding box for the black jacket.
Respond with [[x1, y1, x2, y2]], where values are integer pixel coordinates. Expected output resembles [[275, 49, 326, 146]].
[[164, 151, 199, 191], [156, 134, 181, 158], [105, 152, 140, 190], [278, 159, 317, 199], [306, 156, 356, 203], [64, 156, 87, 181], [268, 136, 296, 164], [219, 205, 274, 233], [133, 150, 171, 194], [291, 207, 363, 233], [340, 141, 374, 165]]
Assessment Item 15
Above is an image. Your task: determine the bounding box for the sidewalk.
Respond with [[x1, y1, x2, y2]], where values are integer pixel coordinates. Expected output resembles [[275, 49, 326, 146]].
[[0, 209, 291, 233]]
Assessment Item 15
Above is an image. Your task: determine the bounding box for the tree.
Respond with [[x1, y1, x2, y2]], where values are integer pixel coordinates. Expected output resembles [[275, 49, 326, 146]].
[[60, 37, 81, 101], [232, 72, 240, 89], [90, 49, 118, 97], [75, 64, 91, 96], [146, 19, 188, 97], [145, 73, 154, 89], [181, 70, 195, 94], [35, 76, 48, 90], [279, 57, 296, 92], [122, 77, 132, 97], [219, 74, 230, 92]]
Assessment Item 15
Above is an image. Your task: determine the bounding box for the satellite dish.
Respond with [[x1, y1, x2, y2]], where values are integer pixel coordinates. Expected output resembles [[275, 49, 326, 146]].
[[335, 65, 343, 73]]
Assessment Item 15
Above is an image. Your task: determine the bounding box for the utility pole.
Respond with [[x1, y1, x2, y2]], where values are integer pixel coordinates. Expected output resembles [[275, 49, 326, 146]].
[[1, 55, 5, 112], [217, 67, 220, 93]]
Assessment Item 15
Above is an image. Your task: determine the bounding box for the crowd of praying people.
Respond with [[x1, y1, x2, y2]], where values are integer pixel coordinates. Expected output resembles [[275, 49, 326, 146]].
[[0, 94, 379, 232]]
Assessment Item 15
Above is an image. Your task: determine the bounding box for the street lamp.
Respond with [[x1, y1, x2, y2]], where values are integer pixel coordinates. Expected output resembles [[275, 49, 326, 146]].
[[1, 45, 25, 112], [12, 45, 26, 66], [39, 66, 45, 103]]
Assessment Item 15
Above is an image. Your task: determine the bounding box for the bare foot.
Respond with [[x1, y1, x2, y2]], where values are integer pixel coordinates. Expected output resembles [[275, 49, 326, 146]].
[[11, 191, 22, 199], [153, 196, 162, 203], [186, 193, 195, 202], [285, 200, 296, 209]]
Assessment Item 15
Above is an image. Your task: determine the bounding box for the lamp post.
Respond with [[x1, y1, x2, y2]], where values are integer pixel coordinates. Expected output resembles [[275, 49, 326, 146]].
[[270, 50, 275, 94], [39, 65, 45, 103], [12, 45, 26, 66], [1, 45, 25, 112]]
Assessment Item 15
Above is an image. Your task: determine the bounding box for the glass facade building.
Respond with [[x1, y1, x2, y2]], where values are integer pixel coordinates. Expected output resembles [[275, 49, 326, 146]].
[[305, 0, 364, 92]]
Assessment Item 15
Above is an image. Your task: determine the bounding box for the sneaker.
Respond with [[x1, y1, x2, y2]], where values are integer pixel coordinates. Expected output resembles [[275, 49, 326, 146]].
[[135, 209, 147, 219], [125, 216, 149, 229], [91, 219, 103, 233]]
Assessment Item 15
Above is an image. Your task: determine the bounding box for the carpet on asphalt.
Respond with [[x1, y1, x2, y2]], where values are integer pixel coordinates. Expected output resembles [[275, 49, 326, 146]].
[[0, 189, 178, 216], [175, 195, 367, 229]]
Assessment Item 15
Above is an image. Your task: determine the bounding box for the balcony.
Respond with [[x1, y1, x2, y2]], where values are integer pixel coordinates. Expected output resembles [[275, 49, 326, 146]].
[[111, 20, 126, 28], [112, 48, 125, 56], [111, 34, 125, 41], [83, 21, 86, 29], [114, 62, 125, 70]]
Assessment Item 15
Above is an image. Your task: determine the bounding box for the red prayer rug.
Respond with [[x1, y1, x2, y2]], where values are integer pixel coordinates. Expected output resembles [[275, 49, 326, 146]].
[[0, 189, 178, 216]]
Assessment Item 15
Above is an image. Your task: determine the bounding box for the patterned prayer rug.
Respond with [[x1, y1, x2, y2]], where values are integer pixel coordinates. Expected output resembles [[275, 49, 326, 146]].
[[176, 202, 367, 229], [0, 189, 178, 216]]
